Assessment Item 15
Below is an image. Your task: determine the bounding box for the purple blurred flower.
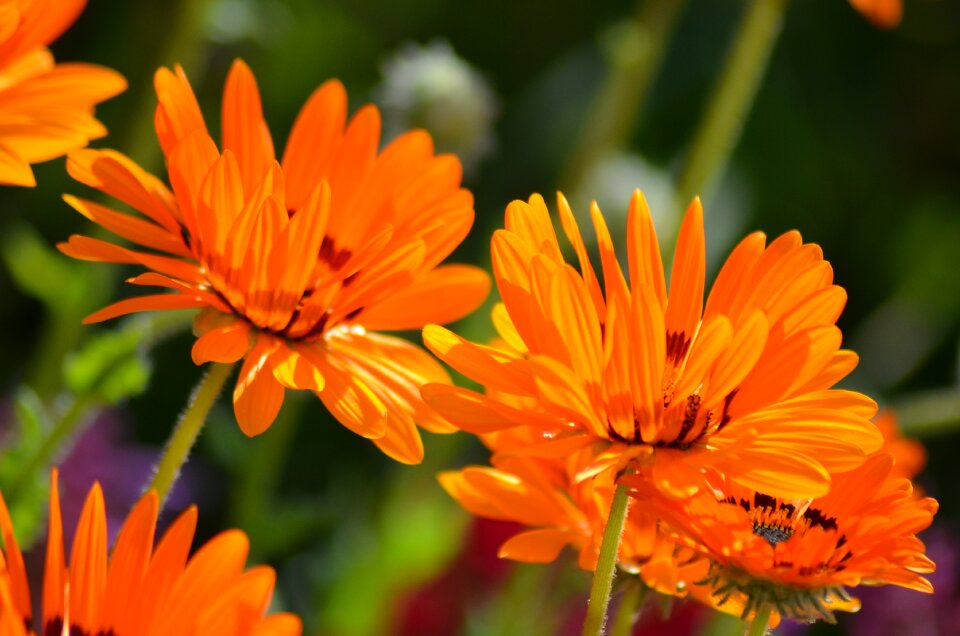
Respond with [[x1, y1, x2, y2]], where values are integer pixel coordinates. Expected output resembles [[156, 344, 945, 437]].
[[846, 526, 960, 636]]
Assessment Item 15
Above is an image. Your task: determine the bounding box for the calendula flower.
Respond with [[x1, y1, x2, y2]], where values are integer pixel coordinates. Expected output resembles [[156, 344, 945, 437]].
[[0, 470, 301, 635], [848, 0, 902, 28], [634, 453, 937, 624], [60, 59, 489, 463], [423, 191, 882, 499], [874, 409, 927, 480], [0, 0, 125, 186]]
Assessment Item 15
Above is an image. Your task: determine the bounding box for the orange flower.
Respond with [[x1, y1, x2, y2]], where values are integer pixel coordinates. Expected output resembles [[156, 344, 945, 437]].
[[848, 0, 902, 28], [0, 470, 301, 635], [424, 191, 882, 499], [439, 426, 707, 597], [875, 409, 927, 480], [0, 0, 125, 186], [633, 454, 938, 623], [60, 60, 489, 463]]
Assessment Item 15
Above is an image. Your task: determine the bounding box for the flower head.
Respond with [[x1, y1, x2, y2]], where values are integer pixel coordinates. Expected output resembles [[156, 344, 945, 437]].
[[60, 59, 489, 463], [0, 469, 301, 635], [635, 454, 938, 624], [423, 191, 882, 499], [0, 0, 126, 186]]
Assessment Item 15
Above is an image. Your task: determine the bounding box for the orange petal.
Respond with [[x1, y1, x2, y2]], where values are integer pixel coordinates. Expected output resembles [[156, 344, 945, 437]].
[[83, 293, 209, 324], [498, 529, 576, 563], [360, 264, 490, 331], [233, 340, 284, 436], [222, 59, 275, 195], [146, 530, 250, 636], [100, 492, 158, 632], [63, 195, 189, 257], [43, 469, 65, 631], [0, 483, 30, 622], [192, 321, 251, 365], [249, 614, 304, 636], [626, 189, 666, 306], [68, 482, 108, 633], [281, 79, 347, 210], [66, 149, 180, 232], [129, 506, 198, 633], [154, 65, 209, 156], [663, 198, 705, 368]]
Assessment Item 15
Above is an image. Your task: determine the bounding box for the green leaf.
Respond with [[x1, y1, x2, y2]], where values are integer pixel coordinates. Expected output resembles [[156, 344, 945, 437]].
[[0, 223, 108, 315], [63, 319, 154, 404]]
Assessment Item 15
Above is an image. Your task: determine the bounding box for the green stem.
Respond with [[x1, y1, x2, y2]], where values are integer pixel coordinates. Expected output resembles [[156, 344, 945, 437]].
[[746, 604, 772, 636], [582, 483, 632, 636], [7, 393, 95, 499], [609, 579, 648, 636], [561, 0, 689, 189], [674, 0, 788, 211], [148, 362, 234, 508], [120, 0, 215, 167]]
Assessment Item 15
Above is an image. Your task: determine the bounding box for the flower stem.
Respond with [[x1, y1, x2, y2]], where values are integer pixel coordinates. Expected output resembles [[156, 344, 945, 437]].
[[7, 393, 95, 499], [746, 604, 773, 636], [609, 579, 648, 636], [582, 482, 632, 636], [674, 0, 789, 210], [560, 0, 689, 189], [147, 362, 234, 508]]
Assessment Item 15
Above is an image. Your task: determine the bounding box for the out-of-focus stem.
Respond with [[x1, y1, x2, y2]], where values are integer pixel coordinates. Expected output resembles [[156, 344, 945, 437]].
[[674, 0, 788, 212], [582, 483, 632, 636], [148, 362, 234, 509], [7, 393, 94, 499], [894, 388, 960, 437], [561, 0, 688, 190], [746, 604, 772, 636], [7, 311, 194, 502], [121, 0, 215, 167], [609, 579, 648, 636]]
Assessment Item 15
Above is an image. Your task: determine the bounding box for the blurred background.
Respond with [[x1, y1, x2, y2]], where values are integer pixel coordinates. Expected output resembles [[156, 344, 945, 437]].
[[0, 0, 958, 634]]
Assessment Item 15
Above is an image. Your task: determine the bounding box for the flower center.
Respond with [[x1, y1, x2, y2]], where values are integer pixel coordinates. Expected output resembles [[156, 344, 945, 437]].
[[752, 523, 793, 546]]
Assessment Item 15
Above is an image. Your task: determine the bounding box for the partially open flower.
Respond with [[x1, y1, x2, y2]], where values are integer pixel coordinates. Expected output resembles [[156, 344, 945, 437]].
[[0, 470, 301, 635], [60, 60, 489, 463], [0, 0, 126, 186]]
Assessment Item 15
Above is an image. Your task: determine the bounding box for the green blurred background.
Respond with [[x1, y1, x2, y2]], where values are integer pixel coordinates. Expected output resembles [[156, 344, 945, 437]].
[[0, 0, 958, 634]]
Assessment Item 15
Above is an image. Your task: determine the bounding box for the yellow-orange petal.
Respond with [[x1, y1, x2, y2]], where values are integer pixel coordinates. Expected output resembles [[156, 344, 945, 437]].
[[0, 142, 34, 186]]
